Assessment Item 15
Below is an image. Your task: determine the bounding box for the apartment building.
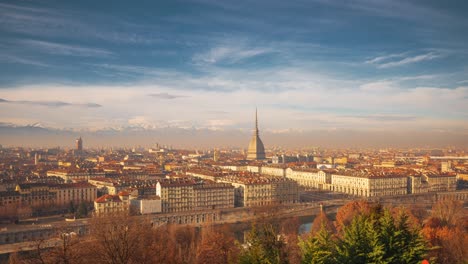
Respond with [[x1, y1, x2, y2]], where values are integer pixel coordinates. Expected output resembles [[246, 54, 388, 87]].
[[261, 165, 287, 177], [94, 191, 130, 215], [285, 168, 329, 189], [0, 182, 97, 219], [423, 172, 457, 192], [330, 172, 407, 197], [156, 179, 234, 213], [219, 174, 299, 207], [47, 169, 105, 182], [56, 182, 97, 207]]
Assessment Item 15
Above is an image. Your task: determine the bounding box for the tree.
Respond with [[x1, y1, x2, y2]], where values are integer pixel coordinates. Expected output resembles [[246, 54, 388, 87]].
[[12, 230, 87, 264], [299, 224, 336, 264], [380, 209, 427, 264], [335, 200, 375, 234], [8, 252, 22, 264], [68, 201, 75, 214], [239, 222, 288, 264], [431, 199, 465, 227], [310, 211, 335, 235], [435, 226, 468, 264], [43, 231, 83, 264], [408, 204, 429, 223], [335, 215, 385, 264], [422, 220, 468, 263], [84, 212, 153, 264], [173, 225, 198, 264], [196, 226, 240, 264], [281, 217, 302, 264], [422, 199, 468, 263], [76, 202, 88, 219]]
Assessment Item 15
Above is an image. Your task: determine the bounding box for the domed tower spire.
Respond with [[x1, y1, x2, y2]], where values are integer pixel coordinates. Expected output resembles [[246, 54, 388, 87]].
[[247, 108, 266, 160]]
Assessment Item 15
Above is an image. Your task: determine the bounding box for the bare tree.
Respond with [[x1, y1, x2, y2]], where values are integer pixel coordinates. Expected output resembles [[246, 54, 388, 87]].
[[84, 212, 153, 264], [196, 225, 240, 264], [431, 199, 466, 227]]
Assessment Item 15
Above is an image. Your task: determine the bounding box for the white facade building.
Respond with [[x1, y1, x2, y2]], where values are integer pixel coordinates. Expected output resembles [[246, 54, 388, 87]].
[[130, 197, 161, 214]]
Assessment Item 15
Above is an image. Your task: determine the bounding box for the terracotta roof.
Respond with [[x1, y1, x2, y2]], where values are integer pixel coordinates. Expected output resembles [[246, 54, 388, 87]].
[[118, 191, 130, 196], [94, 194, 122, 203]]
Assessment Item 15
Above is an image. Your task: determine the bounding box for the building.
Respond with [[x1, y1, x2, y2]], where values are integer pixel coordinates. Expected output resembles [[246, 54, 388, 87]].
[[441, 161, 452, 172], [47, 169, 105, 182], [330, 172, 408, 197], [272, 155, 309, 164], [0, 182, 97, 219], [407, 175, 429, 194], [94, 191, 130, 215], [219, 174, 299, 207], [14, 183, 57, 209], [156, 179, 234, 213], [88, 178, 118, 194], [193, 182, 235, 210], [186, 167, 226, 181], [76, 137, 83, 152], [261, 165, 287, 177], [156, 179, 194, 213], [246, 109, 266, 160], [424, 172, 457, 192], [130, 196, 161, 215], [56, 182, 97, 208], [285, 168, 329, 189]]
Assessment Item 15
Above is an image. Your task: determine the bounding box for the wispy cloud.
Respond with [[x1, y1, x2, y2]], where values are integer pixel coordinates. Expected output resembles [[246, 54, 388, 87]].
[[379, 52, 440, 68], [0, 54, 49, 67], [148, 93, 189, 100], [395, 74, 438, 81], [0, 3, 160, 45], [366, 52, 441, 69], [365, 53, 407, 64], [193, 44, 275, 65], [21, 40, 112, 57], [315, 0, 468, 27], [0, 98, 101, 108], [91, 64, 180, 78], [344, 114, 418, 122]]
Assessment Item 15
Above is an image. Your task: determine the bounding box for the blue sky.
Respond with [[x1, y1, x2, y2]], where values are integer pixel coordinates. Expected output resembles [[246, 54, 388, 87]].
[[0, 0, 467, 134]]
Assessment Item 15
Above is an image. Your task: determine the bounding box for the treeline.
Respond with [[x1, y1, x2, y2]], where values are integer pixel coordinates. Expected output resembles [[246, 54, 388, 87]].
[[9, 199, 467, 264]]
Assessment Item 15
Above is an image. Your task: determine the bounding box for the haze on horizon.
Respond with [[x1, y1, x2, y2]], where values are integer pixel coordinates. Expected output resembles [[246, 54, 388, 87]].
[[0, 1, 467, 148]]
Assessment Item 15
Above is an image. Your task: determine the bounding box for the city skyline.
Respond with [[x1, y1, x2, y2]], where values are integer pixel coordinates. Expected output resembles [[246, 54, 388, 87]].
[[0, 1, 468, 148]]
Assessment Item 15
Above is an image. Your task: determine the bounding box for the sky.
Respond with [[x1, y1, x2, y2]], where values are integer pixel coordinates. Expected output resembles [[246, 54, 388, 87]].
[[0, 0, 468, 147]]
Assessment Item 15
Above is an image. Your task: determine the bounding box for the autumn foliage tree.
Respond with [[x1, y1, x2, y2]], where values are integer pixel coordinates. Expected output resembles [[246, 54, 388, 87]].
[[422, 199, 468, 263], [310, 210, 335, 235], [334, 200, 377, 233], [196, 225, 240, 264]]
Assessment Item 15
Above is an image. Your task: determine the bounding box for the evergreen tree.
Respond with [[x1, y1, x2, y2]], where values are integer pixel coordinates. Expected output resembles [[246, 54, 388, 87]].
[[76, 201, 88, 219], [68, 201, 75, 214], [335, 215, 386, 264], [379, 209, 399, 263], [392, 210, 427, 264], [299, 224, 336, 264]]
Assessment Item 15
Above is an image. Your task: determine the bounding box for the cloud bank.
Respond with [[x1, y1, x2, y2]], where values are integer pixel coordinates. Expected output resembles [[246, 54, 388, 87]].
[[0, 98, 102, 108]]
